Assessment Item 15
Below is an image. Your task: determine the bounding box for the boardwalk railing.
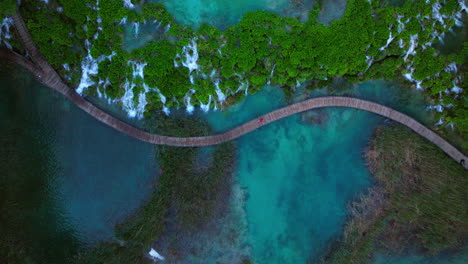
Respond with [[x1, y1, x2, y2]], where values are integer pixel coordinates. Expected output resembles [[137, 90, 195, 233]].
[[1, 12, 466, 169]]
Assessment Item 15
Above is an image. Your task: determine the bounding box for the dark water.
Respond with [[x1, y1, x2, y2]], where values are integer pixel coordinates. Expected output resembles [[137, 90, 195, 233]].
[[0, 65, 157, 262]]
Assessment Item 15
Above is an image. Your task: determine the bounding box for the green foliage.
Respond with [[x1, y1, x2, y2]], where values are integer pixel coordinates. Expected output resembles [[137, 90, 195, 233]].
[[71, 116, 236, 263], [17, 0, 466, 136], [0, 0, 16, 17], [324, 125, 468, 263]]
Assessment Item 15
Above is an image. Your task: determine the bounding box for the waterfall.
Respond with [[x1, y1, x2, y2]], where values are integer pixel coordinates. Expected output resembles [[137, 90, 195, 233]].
[[235, 80, 249, 95], [403, 67, 423, 90], [379, 29, 394, 52], [403, 34, 418, 61], [181, 37, 200, 73], [76, 40, 116, 95], [122, 0, 135, 9], [214, 79, 226, 102], [119, 17, 128, 25], [185, 94, 194, 114], [427, 105, 443, 113], [366, 56, 373, 67], [396, 15, 405, 33], [121, 81, 137, 118], [0, 17, 13, 50], [451, 83, 462, 94], [432, 2, 446, 25], [200, 95, 212, 112], [133, 22, 139, 37], [76, 40, 100, 95], [149, 248, 165, 261], [267, 64, 276, 85], [445, 62, 458, 73], [119, 61, 149, 119]]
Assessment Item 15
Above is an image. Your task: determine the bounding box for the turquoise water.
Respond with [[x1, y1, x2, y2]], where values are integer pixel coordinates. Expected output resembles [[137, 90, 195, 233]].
[[0, 65, 157, 257], [197, 81, 432, 263], [152, 0, 314, 30]]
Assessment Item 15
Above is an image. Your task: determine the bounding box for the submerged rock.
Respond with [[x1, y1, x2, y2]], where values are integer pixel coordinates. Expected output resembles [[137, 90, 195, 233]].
[[301, 109, 329, 126]]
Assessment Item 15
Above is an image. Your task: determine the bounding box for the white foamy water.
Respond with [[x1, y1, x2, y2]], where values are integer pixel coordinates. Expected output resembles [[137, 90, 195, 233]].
[[119, 17, 128, 25], [76, 39, 116, 95], [427, 104, 443, 112], [122, 0, 135, 9], [0, 17, 13, 50], [133, 22, 139, 37], [379, 29, 394, 52], [119, 61, 151, 119], [403, 67, 423, 90], [396, 15, 405, 33], [445, 62, 458, 73], [214, 79, 226, 102], [180, 38, 200, 73], [366, 56, 374, 67], [403, 34, 418, 61], [185, 93, 194, 114], [149, 248, 165, 261], [267, 64, 276, 85], [200, 95, 212, 112]]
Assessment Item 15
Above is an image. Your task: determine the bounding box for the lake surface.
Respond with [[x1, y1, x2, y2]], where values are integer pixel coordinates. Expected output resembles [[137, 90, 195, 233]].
[[0, 65, 157, 262], [195, 80, 431, 263], [3, 0, 466, 263]]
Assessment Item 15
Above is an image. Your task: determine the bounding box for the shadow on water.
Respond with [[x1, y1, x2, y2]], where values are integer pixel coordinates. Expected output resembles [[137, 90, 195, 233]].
[[0, 65, 79, 263], [0, 64, 158, 262]]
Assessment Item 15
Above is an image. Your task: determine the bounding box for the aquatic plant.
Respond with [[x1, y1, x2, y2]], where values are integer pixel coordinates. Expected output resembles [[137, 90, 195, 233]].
[[70, 115, 237, 263], [323, 124, 468, 263]]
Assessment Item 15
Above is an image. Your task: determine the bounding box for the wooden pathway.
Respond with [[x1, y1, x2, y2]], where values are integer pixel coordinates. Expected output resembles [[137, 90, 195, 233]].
[[1, 12, 466, 169]]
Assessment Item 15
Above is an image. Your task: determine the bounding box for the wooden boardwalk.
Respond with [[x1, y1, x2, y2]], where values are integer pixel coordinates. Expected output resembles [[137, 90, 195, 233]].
[[2, 12, 466, 169]]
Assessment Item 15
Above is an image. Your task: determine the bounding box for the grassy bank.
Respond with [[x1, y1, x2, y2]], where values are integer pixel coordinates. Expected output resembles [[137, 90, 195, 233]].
[[323, 124, 467, 264], [72, 115, 236, 263]]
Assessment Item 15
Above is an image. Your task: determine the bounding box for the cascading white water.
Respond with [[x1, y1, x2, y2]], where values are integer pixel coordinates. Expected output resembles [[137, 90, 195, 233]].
[[379, 28, 395, 52], [122, 0, 135, 9], [76, 38, 116, 95], [184, 90, 195, 114], [133, 22, 139, 37], [267, 64, 276, 85], [427, 104, 443, 112], [0, 17, 14, 50], [76, 40, 100, 95], [119, 17, 128, 25], [403, 67, 423, 90], [200, 95, 212, 112], [445, 62, 458, 73], [214, 79, 226, 102], [180, 37, 200, 73], [403, 34, 418, 61], [148, 248, 165, 261], [365, 56, 373, 67], [120, 61, 149, 119]]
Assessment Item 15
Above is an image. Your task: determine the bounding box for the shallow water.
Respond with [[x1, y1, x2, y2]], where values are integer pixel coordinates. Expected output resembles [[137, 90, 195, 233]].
[[0, 65, 157, 253], [152, 0, 314, 30], [198, 81, 432, 263]]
